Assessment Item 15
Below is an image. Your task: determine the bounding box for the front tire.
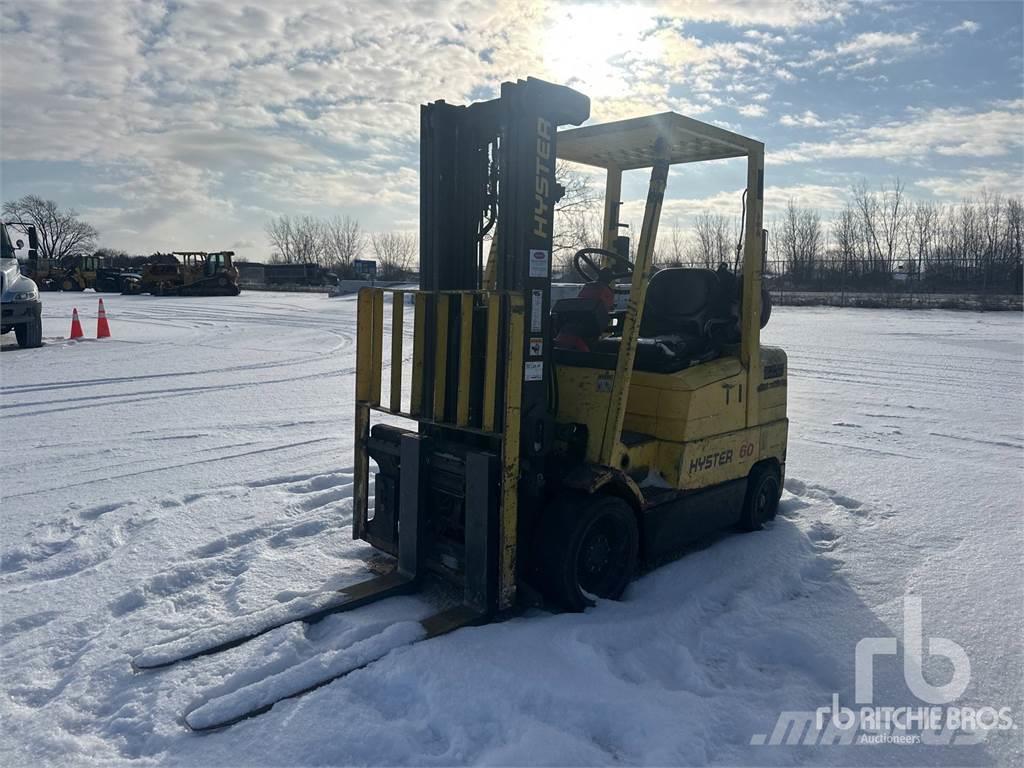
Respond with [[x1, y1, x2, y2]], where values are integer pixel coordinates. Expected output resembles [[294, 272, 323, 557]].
[[15, 315, 43, 348], [739, 463, 781, 531], [538, 493, 639, 611]]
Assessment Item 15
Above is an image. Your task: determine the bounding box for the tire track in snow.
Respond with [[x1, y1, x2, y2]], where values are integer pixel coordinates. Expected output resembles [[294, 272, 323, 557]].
[[0, 352, 337, 396], [3, 437, 339, 499], [0, 363, 360, 418]]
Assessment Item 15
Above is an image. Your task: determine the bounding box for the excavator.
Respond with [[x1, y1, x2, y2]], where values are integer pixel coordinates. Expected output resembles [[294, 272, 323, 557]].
[[131, 78, 787, 730]]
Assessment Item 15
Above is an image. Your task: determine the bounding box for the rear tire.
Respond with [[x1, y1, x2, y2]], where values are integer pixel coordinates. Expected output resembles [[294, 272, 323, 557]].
[[538, 493, 639, 611], [15, 315, 42, 348], [739, 463, 780, 531]]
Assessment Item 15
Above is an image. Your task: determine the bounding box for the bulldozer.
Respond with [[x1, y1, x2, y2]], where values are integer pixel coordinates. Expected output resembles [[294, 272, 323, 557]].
[[125, 250, 240, 296], [131, 78, 787, 730]]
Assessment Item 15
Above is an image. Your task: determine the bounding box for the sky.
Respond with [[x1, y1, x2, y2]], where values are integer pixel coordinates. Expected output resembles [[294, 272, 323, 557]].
[[1, 0, 1021, 260]]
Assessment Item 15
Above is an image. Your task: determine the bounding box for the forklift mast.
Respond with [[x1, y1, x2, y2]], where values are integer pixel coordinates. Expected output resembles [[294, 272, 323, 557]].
[[419, 77, 589, 497], [352, 78, 589, 616]]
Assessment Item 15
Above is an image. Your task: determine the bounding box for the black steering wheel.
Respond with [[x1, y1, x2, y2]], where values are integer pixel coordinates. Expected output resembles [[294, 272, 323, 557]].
[[573, 247, 633, 284]]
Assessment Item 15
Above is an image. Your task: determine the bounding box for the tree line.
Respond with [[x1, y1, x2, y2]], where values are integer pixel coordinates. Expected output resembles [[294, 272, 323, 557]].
[[647, 181, 1023, 294], [263, 215, 415, 280]]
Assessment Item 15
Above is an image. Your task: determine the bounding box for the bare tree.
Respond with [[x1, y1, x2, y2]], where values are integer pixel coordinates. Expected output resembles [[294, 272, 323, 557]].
[[2, 195, 98, 260], [904, 201, 937, 280], [851, 178, 907, 277], [324, 215, 365, 272], [776, 199, 822, 286], [689, 212, 734, 268], [655, 222, 688, 267], [265, 215, 327, 265], [371, 232, 417, 280], [552, 162, 603, 271]]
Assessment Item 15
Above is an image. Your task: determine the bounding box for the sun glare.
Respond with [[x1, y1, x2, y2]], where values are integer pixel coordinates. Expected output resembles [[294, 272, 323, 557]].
[[542, 4, 662, 99]]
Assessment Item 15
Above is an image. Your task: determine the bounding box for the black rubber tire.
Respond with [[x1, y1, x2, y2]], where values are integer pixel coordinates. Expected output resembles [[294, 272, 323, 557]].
[[15, 315, 42, 349], [539, 493, 639, 612], [739, 463, 781, 531], [61, 277, 75, 292]]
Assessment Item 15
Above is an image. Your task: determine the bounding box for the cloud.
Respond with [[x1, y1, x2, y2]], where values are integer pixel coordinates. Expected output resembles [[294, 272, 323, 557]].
[[914, 169, 1024, 200], [779, 110, 830, 127], [620, 182, 849, 237], [835, 31, 920, 56], [737, 104, 767, 118], [655, 1, 851, 28], [764, 184, 849, 214], [946, 20, 981, 35], [772, 101, 1024, 164], [793, 29, 931, 72], [743, 30, 785, 44]]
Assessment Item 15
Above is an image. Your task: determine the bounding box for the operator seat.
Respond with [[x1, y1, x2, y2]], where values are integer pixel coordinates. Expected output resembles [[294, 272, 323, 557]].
[[592, 267, 731, 373], [639, 267, 721, 337]]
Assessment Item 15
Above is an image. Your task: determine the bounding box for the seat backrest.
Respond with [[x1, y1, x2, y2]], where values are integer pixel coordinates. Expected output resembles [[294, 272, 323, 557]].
[[639, 268, 719, 337], [551, 297, 609, 339]]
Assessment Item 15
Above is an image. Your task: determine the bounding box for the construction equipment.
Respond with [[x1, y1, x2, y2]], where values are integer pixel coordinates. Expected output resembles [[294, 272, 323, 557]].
[[125, 251, 240, 296], [55, 254, 101, 291], [131, 77, 787, 729], [263, 262, 339, 287], [21, 253, 102, 291], [1, 223, 43, 348], [94, 266, 136, 293]]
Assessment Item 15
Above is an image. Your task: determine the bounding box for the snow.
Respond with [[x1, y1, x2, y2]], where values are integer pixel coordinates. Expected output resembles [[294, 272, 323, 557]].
[[1, 292, 1022, 766]]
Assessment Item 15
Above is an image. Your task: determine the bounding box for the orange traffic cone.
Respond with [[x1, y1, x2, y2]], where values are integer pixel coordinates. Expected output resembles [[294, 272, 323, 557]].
[[97, 298, 111, 339], [69, 308, 84, 340]]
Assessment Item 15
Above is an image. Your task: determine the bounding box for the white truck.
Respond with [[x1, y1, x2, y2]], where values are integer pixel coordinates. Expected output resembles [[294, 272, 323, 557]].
[[1, 223, 43, 348]]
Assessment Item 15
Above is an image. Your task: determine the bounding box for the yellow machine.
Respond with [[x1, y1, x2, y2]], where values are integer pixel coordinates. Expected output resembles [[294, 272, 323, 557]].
[[130, 79, 788, 731], [350, 78, 788, 614], [22, 253, 102, 291], [57, 254, 101, 291], [128, 251, 240, 296]]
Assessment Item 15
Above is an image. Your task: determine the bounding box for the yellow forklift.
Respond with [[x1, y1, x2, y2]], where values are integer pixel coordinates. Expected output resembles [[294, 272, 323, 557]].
[[353, 78, 787, 615], [131, 78, 787, 730]]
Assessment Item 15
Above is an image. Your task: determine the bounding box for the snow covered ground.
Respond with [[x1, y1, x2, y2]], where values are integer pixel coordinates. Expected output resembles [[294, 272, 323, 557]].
[[1, 291, 1021, 766]]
